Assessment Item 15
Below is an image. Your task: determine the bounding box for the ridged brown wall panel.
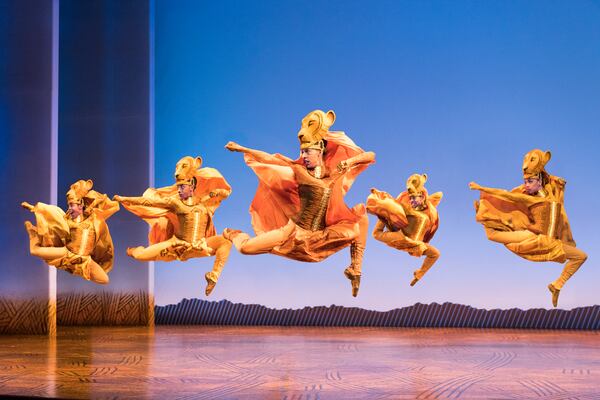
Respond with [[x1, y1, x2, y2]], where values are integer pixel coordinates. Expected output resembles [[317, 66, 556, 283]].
[[155, 300, 599, 330], [0, 298, 54, 335], [57, 291, 153, 326]]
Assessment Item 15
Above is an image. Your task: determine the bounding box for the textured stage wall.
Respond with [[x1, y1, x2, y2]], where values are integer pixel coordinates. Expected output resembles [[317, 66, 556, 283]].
[[0, 0, 57, 335], [57, 0, 153, 326]]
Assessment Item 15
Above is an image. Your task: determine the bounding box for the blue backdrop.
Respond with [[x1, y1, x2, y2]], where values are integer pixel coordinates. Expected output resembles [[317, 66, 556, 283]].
[[154, 0, 599, 310]]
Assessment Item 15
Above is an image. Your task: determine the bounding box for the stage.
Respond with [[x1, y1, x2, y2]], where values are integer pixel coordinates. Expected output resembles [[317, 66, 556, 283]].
[[0, 327, 598, 399]]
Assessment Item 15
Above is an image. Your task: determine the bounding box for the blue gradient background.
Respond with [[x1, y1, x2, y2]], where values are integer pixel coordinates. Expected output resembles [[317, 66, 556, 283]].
[[154, 0, 600, 310]]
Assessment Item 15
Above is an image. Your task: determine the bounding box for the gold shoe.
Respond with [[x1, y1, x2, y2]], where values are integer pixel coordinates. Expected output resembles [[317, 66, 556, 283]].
[[205, 273, 217, 296], [344, 267, 361, 297], [547, 283, 560, 308]]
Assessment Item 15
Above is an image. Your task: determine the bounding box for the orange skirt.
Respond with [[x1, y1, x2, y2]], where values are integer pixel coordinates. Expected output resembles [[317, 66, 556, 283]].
[[272, 220, 359, 262]]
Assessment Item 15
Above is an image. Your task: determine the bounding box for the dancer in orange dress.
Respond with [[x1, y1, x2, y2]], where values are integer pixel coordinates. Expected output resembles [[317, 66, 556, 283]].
[[224, 109, 375, 296], [367, 174, 443, 286], [471, 149, 587, 307], [22, 179, 119, 284], [115, 156, 233, 296]]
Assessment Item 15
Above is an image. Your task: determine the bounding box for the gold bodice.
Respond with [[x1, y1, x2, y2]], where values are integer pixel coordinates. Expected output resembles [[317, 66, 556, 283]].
[[529, 201, 562, 238], [401, 211, 430, 241], [295, 184, 331, 231], [175, 203, 209, 245], [66, 217, 96, 256]]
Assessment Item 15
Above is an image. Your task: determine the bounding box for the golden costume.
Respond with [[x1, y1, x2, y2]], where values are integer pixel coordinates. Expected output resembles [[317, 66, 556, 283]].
[[367, 174, 443, 286], [225, 109, 375, 297], [22, 180, 118, 284], [471, 149, 587, 307], [115, 156, 233, 296]]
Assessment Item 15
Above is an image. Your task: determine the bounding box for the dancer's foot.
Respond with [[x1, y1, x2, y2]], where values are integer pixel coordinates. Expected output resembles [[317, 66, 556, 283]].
[[205, 272, 217, 296], [548, 283, 560, 308], [24, 221, 40, 251], [344, 267, 361, 297], [410, 270, 421, 287], [126, 247, 138, 258], [223, 228, 242, 241]]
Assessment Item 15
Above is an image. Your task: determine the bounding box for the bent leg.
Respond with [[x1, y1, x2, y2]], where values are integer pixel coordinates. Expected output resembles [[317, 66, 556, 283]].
[[349, 214, 369, 276], [25, 221, 68, 260], [205, 235, 232, 281], [414, 244, 440, 281], [232, 221, 295, 255], [31, 246, 68, 261], [344, 214, 369, 297], [552, 244, 587, 290], [485, 228, 535, 245], [373, 219, 406, 245], [128, 241, 174, 261], [88, 260, 109, 284]]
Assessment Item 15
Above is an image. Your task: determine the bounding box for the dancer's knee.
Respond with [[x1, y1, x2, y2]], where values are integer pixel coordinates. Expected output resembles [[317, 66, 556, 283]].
[[238, 243, 255, 255], [91, 269, 109, 285], [427, 247, 440, 260]]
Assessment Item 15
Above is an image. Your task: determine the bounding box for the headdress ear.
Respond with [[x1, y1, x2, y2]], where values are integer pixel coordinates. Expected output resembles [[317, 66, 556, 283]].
[[85, 179, 94, 190], [543, 151, 552, 165], [194, 156, 203, 169], [323, 110, 336, 129], [421, 174, 428, 183]]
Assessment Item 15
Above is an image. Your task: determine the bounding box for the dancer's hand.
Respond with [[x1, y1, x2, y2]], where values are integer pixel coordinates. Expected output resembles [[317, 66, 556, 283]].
[[209, 189, 229, 198], [370, 187, 385, 196], [336, 160, 349, 173], [113, 195, 122, 202], [469, 182, 481, 190], [21, 202, 35, 212], [225, 141, 245, 152]]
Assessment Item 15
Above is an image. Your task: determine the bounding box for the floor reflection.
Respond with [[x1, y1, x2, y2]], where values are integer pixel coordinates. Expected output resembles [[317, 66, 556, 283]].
[[0, 327, 598, 399]]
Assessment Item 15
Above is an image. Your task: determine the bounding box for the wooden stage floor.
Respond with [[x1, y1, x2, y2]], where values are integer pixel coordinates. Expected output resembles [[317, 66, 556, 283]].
[[0, 326, 598, 399]]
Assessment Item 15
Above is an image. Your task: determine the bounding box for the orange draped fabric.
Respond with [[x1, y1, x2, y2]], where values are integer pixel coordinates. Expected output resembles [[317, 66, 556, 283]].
[[245, 131, 373, 236]]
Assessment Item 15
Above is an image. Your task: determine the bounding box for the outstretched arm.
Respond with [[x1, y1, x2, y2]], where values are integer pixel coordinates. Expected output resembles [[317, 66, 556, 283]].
[[225, 141, 293, 166], [337, 151, 376, 172], [199, 188, 231, 204], [469, 182, 538, 205], [113, 195, 175, 209]]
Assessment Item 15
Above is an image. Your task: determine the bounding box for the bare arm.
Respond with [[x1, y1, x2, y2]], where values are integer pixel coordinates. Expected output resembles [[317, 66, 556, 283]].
[[469, 182, 538, 205], [225, 141, 293, 166], [372, 218, 387, 235], [199, 188, 231, 203], [337, 151, 376, 173]]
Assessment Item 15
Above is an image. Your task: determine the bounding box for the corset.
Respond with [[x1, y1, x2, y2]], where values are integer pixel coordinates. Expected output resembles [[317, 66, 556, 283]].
[[176, 205, 209, 245], [66, 218, 96, 256], [295, 184, 331, 231], [529, 201, 562, 238], [401, 211, 429, 241]]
